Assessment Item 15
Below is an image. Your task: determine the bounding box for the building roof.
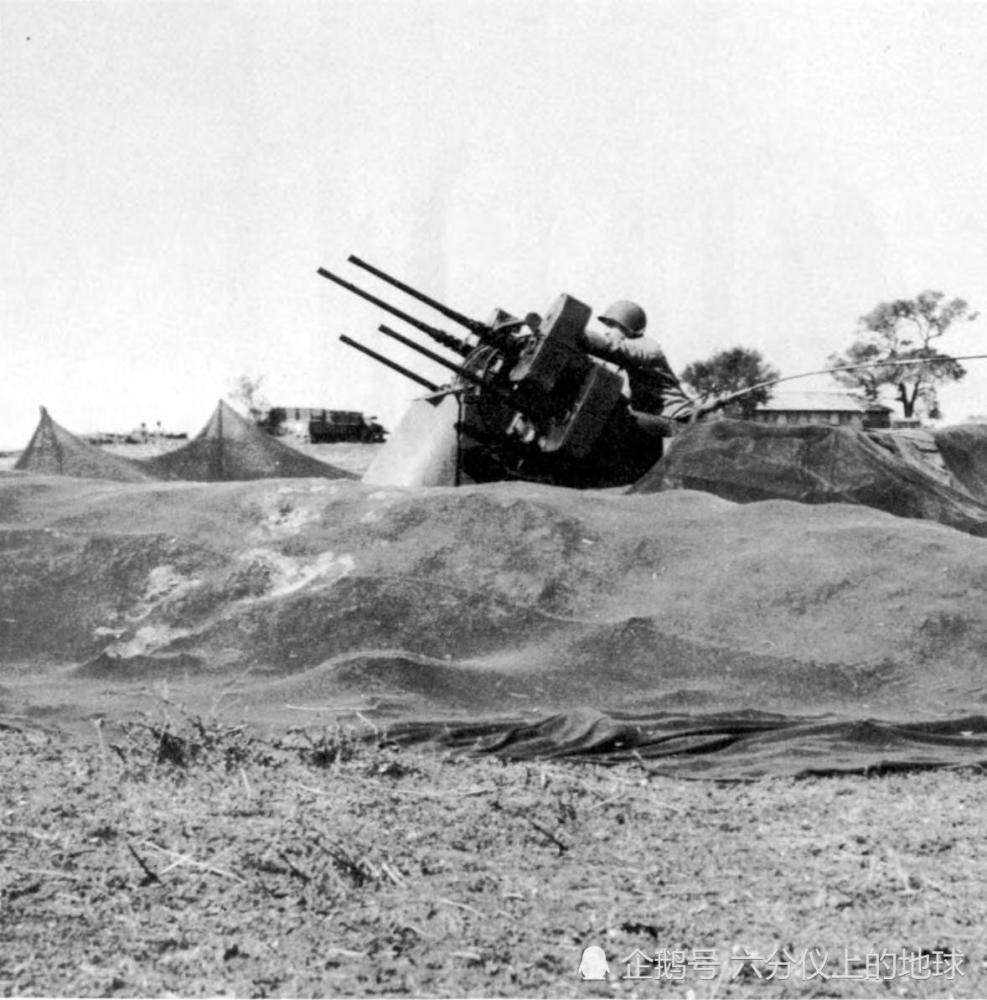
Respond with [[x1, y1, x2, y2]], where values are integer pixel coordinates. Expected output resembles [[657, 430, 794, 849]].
[[754, 391, 892, 414]]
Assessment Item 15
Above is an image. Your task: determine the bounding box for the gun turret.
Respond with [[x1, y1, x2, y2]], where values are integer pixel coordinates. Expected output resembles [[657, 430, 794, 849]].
[[322, 255, 672, 488]]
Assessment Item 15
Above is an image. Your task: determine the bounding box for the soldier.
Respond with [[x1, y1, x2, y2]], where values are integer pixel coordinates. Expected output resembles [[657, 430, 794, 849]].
[[580, 300, 685, 416]]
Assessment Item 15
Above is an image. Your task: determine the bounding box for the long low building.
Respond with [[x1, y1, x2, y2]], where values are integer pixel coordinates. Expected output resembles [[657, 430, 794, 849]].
[[750, 390, 893, 430]]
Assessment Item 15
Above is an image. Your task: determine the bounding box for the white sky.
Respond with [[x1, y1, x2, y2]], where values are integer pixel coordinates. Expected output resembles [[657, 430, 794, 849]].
[[2, 0, 986, 449]]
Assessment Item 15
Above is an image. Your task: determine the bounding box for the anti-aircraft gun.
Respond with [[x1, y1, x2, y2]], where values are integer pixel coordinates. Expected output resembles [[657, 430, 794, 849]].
[[317, 256, 679, 488]]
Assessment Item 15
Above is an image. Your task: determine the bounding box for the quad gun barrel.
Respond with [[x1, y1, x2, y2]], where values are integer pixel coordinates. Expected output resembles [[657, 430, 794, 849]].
[[348, 255, 490, 340], [376, 324, 490, 391], [317, 266, 472, 356]]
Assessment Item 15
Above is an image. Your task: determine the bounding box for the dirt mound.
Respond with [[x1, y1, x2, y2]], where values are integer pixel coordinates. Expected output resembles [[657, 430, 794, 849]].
[[633, 418, 987, 536], [934, 423, 987, 498], [139, 400, 356, 481], [4, 472, 987, 774], [12, 407, 156, 483]]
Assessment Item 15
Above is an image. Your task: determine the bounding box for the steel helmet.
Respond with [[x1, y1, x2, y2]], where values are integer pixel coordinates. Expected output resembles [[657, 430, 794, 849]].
[[599, 300, 647, 338]]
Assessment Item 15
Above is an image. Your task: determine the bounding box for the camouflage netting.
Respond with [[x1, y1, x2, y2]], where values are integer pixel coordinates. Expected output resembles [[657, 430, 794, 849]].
[[631, 418, 987, 536], [6, 474, 987, 777], [139, 400, 356, 482], [933, 424, 987, 499], [12, 407, 156, 483]]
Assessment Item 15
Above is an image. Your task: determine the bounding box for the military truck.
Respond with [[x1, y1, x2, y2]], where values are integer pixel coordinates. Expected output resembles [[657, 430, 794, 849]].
[[308, 409, 387, 444]]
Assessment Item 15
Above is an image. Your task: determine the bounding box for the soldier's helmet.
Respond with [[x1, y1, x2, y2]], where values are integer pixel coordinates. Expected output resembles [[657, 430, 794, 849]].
[[599, 300, 647, 338]]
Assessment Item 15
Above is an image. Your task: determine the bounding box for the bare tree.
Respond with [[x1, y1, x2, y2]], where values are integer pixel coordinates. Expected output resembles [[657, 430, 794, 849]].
[[227, 374, 269, 419]]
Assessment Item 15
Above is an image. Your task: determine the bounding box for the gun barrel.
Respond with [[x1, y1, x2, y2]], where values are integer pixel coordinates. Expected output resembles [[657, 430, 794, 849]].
[[339, 335, 440, 393], [349, 255, 488, 338], [377, 324, 490, 390], [319, 267, 468, 353]]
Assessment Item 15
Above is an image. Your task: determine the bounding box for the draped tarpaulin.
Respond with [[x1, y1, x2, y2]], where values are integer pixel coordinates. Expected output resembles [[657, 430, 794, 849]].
[[381, 709, 987, 780], [934, 423, 987, 499], [632, 418, 987, 537]]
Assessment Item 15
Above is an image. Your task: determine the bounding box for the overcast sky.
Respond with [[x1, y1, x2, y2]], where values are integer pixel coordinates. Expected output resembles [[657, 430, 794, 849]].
[[2, 1, 986, 449]]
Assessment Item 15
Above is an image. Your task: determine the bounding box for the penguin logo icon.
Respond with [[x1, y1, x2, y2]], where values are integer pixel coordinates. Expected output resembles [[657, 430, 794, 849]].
[[578, 945, 610, 980]]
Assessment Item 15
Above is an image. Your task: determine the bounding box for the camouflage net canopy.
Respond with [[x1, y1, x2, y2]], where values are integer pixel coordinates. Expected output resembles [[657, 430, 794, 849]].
[[13, 407, 156, 483], [632, 418, 987, 537], [139, 401, 356, 482]]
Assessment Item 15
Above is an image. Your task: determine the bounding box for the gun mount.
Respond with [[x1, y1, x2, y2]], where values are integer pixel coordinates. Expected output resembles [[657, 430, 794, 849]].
[[319, 257, 679, 488]]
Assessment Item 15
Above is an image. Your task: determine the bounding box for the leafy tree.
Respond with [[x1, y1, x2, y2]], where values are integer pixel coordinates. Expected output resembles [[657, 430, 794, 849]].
[[827, 291, 977, 420], [680, 347, 780, 418]]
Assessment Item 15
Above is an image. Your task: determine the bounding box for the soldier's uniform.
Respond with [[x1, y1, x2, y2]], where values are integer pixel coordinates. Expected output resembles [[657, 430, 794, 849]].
[[579, 301, 686, 417]]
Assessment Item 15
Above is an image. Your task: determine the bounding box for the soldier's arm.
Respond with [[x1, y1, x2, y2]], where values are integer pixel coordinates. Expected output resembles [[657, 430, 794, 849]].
[[615, 338, 682, 392], [578, 325, 624, 359], [579, 327, 684, 398]]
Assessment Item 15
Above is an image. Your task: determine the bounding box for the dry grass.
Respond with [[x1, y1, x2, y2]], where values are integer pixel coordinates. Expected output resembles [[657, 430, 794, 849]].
[[2, 712, 985, 998]]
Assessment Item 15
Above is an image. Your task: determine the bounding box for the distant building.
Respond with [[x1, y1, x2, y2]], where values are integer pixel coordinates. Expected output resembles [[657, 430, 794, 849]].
[[749, 391, 893, 430]]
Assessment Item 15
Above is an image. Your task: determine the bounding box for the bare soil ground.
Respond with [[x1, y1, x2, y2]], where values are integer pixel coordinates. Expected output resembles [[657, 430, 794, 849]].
[[3, 440, 987, 996], [1, 713, 984, 998]]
